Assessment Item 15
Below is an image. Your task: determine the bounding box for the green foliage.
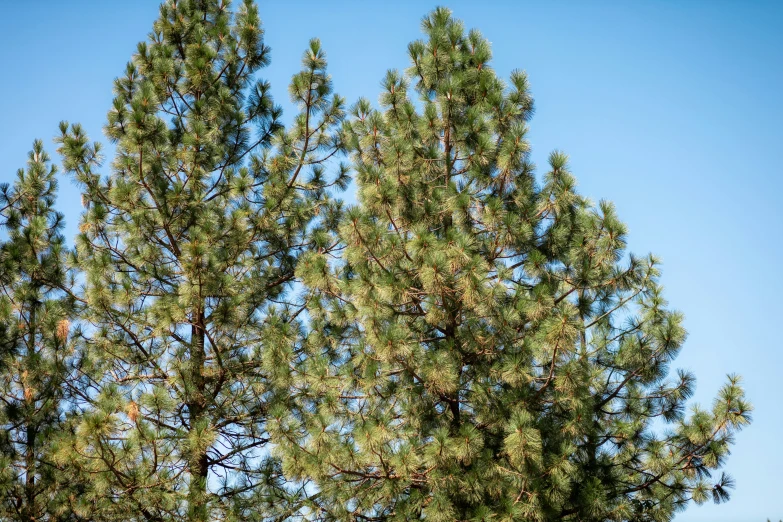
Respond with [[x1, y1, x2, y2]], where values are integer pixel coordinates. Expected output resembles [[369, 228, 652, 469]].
[[0, 141, 79, 520], [54, 0, 344, 520], [0, 3, 750, 522], [274, 7, 752, 522]]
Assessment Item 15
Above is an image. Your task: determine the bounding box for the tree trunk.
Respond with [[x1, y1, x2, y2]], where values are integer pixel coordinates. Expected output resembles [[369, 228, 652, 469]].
[[187, 309, 208, 522], [21, 296, 38, 522], [22, 423, 37, 522]]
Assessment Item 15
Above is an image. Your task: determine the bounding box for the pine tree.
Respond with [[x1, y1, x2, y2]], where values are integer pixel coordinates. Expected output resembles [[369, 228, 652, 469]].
[[274, 8, 751, 521], [55, 0, 345, 519], [0, 141, 78, 520]]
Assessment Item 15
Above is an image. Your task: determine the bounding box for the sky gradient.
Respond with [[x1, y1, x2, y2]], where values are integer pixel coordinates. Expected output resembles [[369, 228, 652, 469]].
[[1, 2, 781, 520]]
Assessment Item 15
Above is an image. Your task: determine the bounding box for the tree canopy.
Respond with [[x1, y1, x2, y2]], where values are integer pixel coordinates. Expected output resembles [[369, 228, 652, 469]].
[[0, 141, 78, 520], [0, 2, 750, 521], [273, 7, 751, 522]]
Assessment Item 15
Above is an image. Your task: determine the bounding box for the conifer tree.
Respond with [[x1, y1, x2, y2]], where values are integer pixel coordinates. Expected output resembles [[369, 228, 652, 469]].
[[275, 8, 751, 521], [55, 0, 345, 519], [0, 141, 78, 521]]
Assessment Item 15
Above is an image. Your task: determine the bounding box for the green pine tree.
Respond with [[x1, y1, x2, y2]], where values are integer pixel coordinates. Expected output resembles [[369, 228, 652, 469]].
[[55, 0, 345, 520], [0, 141, 78, 521], [274, 8, 751, 522]]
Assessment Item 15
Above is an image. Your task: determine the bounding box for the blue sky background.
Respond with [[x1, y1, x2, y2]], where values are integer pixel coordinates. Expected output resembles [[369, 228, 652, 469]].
[[1, 1, 781, 520]]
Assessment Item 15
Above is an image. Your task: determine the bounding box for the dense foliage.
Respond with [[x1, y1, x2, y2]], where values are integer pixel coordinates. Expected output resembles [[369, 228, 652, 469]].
[[0, 2, 750, 521], [54, 0, 343, 519], [272, 9, 751, 521], [0, 141, 78, 520]]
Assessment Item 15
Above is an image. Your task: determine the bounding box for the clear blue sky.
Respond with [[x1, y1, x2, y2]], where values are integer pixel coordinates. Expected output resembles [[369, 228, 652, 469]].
[[1, 2, 781, 520]]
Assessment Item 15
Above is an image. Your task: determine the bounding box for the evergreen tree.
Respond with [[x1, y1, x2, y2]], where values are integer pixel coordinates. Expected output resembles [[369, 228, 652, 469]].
[[0, 141, 78, 520], [275, 8, 751, 521], [55, 0, 345, 519]]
